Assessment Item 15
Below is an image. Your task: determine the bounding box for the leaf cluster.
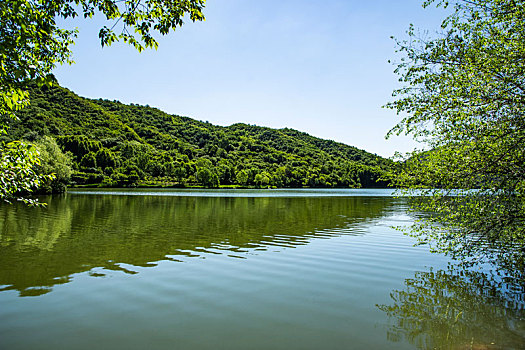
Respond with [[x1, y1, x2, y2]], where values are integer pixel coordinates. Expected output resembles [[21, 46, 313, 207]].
[[0, 140, 54, 205]]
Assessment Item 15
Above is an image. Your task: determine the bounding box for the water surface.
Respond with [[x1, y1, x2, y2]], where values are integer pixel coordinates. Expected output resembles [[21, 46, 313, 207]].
[[0, 189, 523, 349]]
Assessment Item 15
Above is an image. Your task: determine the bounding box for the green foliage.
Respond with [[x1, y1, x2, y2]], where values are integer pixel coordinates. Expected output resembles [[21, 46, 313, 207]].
[[196, 168, 219, 188], [58, 135, 102, 161], [386, 0, 525, 279], [33, 136, 73, 193], [1, 0, 206, 95], [95, 148, 118, 169], [10, 81, 393, 189], [0, 0, 206, 202], [0, 141, 53, 205], [0, 1, 75, 121], [236, 170, 249, 186], [80, 152, 97, 168]]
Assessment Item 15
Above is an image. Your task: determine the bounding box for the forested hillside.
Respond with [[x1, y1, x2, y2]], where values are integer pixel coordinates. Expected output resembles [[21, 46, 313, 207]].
[[7, 79, 392, 188]]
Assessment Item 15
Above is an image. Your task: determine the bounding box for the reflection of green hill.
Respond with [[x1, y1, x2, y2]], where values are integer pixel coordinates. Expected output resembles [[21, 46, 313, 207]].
[[378, 267, 525, 349], [0, 193, 394, 296]]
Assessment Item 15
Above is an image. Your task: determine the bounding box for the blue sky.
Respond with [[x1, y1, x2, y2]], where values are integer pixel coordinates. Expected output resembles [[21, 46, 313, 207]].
[[54, 0, 448, 157]]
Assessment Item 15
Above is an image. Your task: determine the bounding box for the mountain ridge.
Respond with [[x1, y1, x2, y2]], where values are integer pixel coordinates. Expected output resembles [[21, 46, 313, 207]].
[[7, 79, 392, 188]]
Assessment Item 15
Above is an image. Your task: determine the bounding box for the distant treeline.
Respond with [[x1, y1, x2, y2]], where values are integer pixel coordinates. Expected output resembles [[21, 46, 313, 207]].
[[7, 78, 393, 190]]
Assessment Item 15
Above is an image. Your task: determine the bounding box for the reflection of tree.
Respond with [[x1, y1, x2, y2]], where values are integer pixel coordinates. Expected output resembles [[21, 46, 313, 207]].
[[407, 195, 525, 291], [378, 266, 525, 350], [0, 196, 73, 251], [0, 194, 394, 296]]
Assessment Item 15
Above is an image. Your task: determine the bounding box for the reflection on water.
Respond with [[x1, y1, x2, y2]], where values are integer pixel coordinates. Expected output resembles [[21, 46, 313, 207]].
[[378, 266, 525, 349], [1, 190, 523, 350], [0, 192, 394, 296]]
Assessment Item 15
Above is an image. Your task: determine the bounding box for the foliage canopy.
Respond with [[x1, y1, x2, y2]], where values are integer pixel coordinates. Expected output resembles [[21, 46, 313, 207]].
[[386, 0, 525, 280]]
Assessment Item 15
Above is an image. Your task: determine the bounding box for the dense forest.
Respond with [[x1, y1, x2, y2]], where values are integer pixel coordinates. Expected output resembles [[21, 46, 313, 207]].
[[6, 78, 393, 190]]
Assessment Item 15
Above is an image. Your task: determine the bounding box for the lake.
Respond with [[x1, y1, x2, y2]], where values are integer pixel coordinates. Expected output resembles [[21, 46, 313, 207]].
[[1, 189, 523, 349]]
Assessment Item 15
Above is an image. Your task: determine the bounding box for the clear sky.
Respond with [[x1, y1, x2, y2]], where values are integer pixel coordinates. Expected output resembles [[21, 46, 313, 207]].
[[53, 0, 448, 157]]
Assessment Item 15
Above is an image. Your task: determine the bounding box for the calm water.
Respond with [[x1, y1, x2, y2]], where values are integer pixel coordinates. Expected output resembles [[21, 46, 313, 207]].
[[0, 189, 523, 349]]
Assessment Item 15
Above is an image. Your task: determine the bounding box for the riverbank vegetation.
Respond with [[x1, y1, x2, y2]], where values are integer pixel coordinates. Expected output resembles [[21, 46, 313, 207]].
[[387, 0, 525, 283]]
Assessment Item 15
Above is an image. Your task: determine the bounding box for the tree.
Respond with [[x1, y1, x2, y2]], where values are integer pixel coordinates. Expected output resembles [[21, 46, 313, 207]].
[[386, 0, 525, 280], [195, 167, 218, 187], [0, 141, 52, 205], [1, 0, 206, 202], [195, 158, 218, 187], [236, 170, 249, 186], [95, 148, 118, 169], [33, 136, 73, 193]]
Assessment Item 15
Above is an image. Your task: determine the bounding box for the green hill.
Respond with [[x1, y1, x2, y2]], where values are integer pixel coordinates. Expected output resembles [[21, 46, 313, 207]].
[[6, 78, 393, 188]]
